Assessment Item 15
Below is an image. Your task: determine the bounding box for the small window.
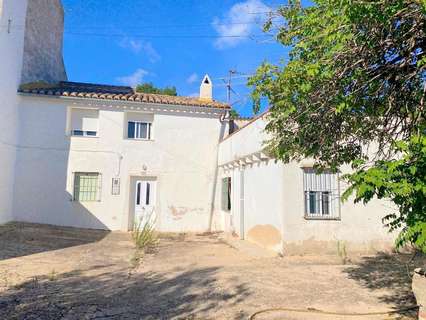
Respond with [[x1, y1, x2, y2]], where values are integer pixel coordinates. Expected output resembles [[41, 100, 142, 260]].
[[72, 130, 97, 137], [70, 108, 99, 137], [303, 168, 339, 219], [73, 173, 102, 202], [221, 177, 232, 211], [128, 121, 152, 140]]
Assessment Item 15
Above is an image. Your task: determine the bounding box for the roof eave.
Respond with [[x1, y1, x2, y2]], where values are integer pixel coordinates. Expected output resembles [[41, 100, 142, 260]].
[[18, 91, 230, 113]]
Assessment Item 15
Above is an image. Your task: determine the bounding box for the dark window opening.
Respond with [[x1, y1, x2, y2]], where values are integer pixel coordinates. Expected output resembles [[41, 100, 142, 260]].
[[136, 183, 141, 205], [146, 182, 151, 205], [221, 177, 231, 211]]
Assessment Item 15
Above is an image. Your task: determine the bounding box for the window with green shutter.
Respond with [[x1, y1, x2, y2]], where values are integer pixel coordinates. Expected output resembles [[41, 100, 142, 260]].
[[73, 173, 102, 202]]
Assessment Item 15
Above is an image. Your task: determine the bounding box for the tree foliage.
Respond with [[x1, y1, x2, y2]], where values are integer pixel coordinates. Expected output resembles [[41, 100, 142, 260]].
[[136, 82, 177, 96], [343, 136, 426, 250], [250, 0, 426, 249], [229, 109, 241, 118]]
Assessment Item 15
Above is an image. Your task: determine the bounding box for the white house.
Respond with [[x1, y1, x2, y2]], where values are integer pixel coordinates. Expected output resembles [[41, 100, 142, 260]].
[[217, 114, 396, 254], [0, 0, 396, 255]]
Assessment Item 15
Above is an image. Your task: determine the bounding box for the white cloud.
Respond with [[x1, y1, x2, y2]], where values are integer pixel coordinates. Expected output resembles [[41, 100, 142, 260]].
[[212, 0, 270, 49], [119, 38, 161, 63], [119, 38, 143, 54], [116, 69, 149, 88], [186, 73, 199, 84], [188, 92, 199, 98], [141, 41, 161, 63]]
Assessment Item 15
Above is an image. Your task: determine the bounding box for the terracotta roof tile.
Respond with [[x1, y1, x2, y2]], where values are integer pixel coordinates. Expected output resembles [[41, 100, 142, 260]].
[[19, 81, 230, 110]]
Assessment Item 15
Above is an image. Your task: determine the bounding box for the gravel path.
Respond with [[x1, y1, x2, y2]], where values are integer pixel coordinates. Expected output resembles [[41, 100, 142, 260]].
[[0, 223, 420, 319]]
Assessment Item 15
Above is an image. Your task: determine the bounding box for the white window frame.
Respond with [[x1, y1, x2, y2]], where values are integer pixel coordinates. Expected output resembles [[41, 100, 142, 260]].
[[303, 168, 340, 220], [68, 107, 99, 138], [71, 130, 98, 137], [127, 121, 153, 140]]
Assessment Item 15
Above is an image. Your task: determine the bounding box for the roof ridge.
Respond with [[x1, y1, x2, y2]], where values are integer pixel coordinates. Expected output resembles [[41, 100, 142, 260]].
[[18, 81, 230, 109]]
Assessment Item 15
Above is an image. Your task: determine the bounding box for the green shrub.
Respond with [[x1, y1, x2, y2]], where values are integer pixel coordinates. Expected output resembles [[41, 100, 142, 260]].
[[132, 213, 158, 251]]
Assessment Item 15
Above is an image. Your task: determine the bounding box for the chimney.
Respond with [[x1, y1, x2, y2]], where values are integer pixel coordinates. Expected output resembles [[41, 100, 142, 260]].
[[20, 0, 67, 84], [199, 74, 212, 101]]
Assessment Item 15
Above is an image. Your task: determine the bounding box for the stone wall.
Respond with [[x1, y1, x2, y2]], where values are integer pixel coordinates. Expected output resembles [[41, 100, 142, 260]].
[[21, 0, 67, 84]]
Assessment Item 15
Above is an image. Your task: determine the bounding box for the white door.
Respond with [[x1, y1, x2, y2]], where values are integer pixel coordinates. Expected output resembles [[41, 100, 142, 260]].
[[135, 180, 156, 225]]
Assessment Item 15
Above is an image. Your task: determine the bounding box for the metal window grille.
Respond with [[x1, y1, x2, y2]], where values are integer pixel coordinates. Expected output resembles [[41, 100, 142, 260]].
[[303, 168, 340, 219], [74, 173, 102, 202]]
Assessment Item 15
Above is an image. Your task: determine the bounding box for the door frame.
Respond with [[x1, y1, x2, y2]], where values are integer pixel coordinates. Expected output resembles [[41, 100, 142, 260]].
[[127, 175, 158, 231]]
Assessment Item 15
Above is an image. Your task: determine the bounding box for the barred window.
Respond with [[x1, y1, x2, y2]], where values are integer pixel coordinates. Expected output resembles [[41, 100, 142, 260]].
[[73, 173, 102, 202], [303, 168, 340, 219]]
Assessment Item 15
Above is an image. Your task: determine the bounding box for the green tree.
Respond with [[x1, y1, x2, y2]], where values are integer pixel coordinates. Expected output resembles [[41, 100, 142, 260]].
[[136, 82, 177, 96], [249, 0, 426, 250], [229, 109, 240, 118]]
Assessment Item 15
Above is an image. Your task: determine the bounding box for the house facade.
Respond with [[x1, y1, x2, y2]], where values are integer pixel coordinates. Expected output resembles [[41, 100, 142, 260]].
[[0, 0, 396, 255], [15, 81, 228, 232], [217, 114, 396, 254]]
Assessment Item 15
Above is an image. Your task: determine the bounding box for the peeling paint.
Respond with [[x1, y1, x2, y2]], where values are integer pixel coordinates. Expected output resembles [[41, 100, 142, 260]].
[[169, 206, 204, 221], [247, 224, 282, 249]]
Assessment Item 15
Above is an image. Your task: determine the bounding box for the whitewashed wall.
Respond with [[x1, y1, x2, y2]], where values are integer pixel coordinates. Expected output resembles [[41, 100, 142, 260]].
[[218, 115, 396, 255], [0, 0, 28, 223], [13, 96, 226, 231]]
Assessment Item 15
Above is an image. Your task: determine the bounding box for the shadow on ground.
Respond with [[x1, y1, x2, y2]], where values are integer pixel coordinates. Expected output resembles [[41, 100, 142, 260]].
[[0, 263, 251, 320], [0, 222, 109, 260], [344, 252, 424, 318]]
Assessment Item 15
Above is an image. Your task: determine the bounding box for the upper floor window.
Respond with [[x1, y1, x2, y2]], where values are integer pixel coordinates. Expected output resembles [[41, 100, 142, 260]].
[[303, 168, 340, 219], [125, 112, 154, 140], [69, 108, 99, 137], [128, 121, 152, 140]]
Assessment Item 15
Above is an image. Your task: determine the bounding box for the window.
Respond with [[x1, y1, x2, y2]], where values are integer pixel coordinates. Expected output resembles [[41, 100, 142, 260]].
[[221, 177, 232, 211], [146, 182, 151, 205], [70, 108, 99, 137], [72, 130, 98, 137], [128, 121, 152, 140], [73, 173, 102, 202], [303, 168, 339, 219]]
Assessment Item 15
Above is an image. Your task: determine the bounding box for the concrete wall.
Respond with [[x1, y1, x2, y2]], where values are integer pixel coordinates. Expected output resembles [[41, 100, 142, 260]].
[[219, 161, 285, 252], [281, 161, 396, 255], [0, 0, 28, 223], [218, 116, 397, 255], [13, 96, 226, 231], [21, 0, 67, 84]]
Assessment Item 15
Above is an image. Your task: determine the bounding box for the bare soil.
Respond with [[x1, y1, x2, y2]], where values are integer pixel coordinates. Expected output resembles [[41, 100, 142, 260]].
[[0, 223, 422, 319]]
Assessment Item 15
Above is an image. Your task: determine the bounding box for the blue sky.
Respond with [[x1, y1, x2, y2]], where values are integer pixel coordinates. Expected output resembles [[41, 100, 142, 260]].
[[61, 0, 289, 117]]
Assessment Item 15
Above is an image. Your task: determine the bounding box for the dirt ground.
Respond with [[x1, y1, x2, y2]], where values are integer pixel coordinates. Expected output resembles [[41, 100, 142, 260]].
[[0, 223, 422, 320]]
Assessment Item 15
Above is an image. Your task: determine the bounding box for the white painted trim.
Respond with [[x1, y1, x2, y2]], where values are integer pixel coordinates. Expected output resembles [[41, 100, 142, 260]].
[[18, 93, 228, 117]]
